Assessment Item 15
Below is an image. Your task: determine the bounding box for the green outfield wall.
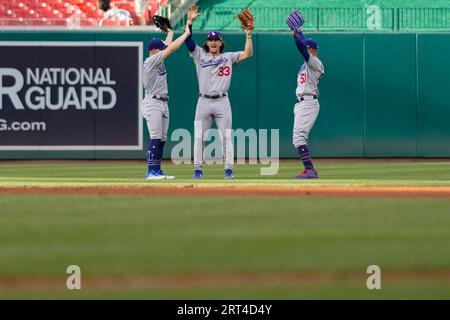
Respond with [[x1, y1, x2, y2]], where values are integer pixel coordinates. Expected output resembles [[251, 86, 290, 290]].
[[0, 31, 449, 159]]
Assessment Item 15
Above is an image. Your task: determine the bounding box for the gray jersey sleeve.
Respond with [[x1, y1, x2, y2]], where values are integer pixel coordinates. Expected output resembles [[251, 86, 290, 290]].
[[307, 55, 324, 75], [144, 51, 164, 72], [189, 45, 204, 62], [228, 51, 242, 65]]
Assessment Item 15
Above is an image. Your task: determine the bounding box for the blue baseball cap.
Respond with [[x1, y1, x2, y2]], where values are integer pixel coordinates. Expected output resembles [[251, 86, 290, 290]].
[[148, 38, 167, 51], [305, 38, 318, 49], [207, 31, 222, 41]]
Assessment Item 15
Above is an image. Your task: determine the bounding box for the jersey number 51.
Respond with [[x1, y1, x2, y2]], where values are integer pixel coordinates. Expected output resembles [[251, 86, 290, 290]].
[[299, 73, 307, 84]]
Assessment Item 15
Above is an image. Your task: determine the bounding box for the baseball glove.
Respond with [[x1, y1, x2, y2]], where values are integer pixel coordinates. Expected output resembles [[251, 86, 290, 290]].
[[286, 10, 305, 33], [237, 8, 254, 31], [153, 15, 172, 33]]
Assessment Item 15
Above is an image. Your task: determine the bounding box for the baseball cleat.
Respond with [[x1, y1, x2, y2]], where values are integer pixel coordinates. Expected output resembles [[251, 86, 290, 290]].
[[192, 170, 203, 179], [294, 168, 319, 179], [224, 169, 234, 179], [158, 170, 175, 179], [145, 170, 166, 180]]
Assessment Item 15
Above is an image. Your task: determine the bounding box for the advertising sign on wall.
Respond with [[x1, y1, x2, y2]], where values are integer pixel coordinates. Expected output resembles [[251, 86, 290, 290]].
[[0, 42, 143, 150]]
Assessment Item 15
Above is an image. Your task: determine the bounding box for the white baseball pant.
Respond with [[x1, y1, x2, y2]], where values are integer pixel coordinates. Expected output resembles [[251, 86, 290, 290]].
[[293, 97, 320, 148], [141, 98, 170, 141], [194, 96, 233, 171]]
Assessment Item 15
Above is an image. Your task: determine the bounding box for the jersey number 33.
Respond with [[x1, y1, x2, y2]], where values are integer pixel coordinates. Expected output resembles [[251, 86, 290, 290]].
[[218, 66, 231, 77]]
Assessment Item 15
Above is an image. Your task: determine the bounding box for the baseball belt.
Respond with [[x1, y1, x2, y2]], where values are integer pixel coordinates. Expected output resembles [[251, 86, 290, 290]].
[[297, 95, 318, 103], [199, 93, 227, 99], [152, 95, 169, 102]]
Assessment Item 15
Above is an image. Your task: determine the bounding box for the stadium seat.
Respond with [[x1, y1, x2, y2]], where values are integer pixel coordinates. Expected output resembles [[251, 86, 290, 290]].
[[0, 0, 173, 26], [114, 2, 139, 25]]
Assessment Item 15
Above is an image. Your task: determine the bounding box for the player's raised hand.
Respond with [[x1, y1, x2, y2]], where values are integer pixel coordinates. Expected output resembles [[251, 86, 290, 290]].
[[187, 5, 200, 23], [245, 28, 252, 38]]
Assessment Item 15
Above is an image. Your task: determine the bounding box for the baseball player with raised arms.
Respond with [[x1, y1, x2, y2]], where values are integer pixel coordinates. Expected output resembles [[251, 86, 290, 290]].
[[142, 24, 191, 179], [288, 14, 324, 179], [184, 5, 254, 179]]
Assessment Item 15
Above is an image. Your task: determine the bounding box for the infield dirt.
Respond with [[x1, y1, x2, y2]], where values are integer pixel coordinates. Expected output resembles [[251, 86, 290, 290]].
[[1, 186, 450, 198]]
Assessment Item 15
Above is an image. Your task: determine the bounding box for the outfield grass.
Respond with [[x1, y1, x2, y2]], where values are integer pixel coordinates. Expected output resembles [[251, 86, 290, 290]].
[[0, 160, 450, 187], [0, 160, 449, 299], [0, 193, 450, 298], [3, 283, 450, 300]]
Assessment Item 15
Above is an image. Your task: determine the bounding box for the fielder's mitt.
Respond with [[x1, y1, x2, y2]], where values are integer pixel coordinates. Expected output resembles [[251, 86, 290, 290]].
[[286, 10, 305, 33], [237, 8, 254, 31], [153, 15, 172, 33]]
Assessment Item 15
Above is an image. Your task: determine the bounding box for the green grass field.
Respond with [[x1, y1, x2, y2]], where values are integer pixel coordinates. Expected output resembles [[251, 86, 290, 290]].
[[1, 159, 450, 187], [0, 160, 449, 299]]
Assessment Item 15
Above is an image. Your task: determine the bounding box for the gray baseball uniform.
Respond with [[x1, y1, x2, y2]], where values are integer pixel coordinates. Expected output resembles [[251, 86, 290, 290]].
[[190, 45, 242, 171], [141, 51, 169, 141], [293, 55, 324, 147]]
